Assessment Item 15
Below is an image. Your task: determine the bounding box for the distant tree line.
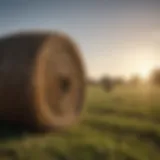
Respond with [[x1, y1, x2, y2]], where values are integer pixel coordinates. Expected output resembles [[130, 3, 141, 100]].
[[88, 68, 160, 92], [100, 76, 125, 92], [149, 69, 160, 86]]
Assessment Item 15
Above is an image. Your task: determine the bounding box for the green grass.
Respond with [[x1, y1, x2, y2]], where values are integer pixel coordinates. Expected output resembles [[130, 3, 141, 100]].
[[0, 85, 160, 160]]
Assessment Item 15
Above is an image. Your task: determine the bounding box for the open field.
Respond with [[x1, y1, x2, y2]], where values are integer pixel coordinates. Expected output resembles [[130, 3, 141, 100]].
[[0, 85, 160, 160]]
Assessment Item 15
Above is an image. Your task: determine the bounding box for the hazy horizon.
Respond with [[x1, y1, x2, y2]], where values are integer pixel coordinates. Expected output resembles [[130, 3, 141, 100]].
[[0, 0, 160, 79]]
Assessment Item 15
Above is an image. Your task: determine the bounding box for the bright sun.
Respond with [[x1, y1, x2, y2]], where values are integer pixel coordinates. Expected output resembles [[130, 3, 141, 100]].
[[136, 59, 154, 79], [129, 46, 156, 79], [138, 67, 151, 79]]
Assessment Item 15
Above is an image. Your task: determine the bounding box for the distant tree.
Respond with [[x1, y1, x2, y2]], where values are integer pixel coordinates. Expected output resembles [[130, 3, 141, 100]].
[[113, 77, 126, 86], [100, 76, 114, 92], [149, 69, 160, 86], [128, 75, 141, 86], [87, 78, 98, 86]]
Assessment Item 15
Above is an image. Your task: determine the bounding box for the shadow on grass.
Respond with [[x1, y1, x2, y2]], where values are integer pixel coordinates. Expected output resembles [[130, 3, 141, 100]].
[[0, 121, 30, 141], [0, 148, 18, 160]]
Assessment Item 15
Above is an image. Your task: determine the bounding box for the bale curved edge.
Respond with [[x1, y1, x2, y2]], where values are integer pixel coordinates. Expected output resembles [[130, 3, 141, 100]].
[[0, 31, 86, 132]]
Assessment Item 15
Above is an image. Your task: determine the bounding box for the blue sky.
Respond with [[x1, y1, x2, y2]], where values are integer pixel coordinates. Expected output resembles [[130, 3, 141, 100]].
[[0, 0, 160, 79]]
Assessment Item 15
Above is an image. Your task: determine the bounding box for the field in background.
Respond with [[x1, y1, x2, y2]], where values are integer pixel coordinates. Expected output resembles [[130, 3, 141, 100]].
[[1, 85, 160, 160]]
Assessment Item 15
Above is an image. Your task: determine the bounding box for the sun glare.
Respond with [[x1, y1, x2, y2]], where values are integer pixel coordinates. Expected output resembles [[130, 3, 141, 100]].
[[136, 58, 155, 79], [138, 67, 151, 79], [128, 46, 156, 79]]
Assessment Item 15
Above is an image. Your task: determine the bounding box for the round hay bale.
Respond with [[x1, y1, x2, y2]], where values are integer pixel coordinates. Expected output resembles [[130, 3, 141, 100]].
[[0, 31, 85, 131]]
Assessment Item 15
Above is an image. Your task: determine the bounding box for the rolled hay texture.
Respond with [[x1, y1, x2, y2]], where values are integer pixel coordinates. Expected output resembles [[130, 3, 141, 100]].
[[0, 31, 85, 131]]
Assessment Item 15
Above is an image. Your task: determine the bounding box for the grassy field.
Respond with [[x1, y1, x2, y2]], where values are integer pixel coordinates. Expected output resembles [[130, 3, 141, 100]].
[[0, 85, 160, 160]]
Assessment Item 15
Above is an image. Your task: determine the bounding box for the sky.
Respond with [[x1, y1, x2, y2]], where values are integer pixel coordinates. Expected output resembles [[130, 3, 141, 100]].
[[0, 0, 160, 79]]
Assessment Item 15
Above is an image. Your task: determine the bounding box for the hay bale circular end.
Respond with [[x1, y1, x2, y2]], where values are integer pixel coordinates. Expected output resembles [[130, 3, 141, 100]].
[[0, 31, 86, 132]]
